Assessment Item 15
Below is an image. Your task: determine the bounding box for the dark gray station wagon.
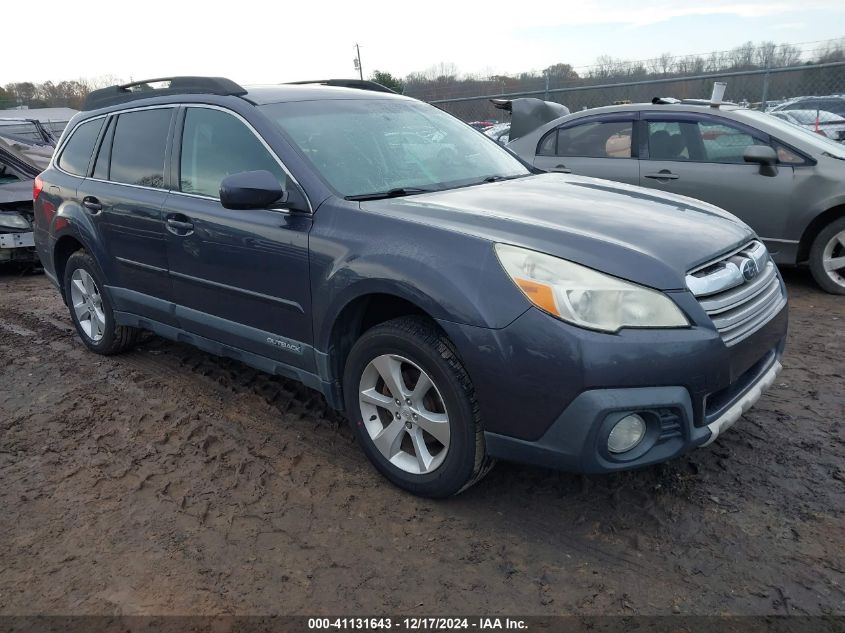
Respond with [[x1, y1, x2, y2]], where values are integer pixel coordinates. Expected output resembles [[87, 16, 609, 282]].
[[33, 77, 787, 497]]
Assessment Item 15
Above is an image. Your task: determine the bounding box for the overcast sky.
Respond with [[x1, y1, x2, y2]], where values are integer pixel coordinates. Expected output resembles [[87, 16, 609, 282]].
[[4, 0, 844, 85]]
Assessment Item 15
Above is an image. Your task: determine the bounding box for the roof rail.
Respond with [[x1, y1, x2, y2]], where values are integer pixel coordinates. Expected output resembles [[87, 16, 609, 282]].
[[83, 76, 247, 111], [286, 79, 396, 94]]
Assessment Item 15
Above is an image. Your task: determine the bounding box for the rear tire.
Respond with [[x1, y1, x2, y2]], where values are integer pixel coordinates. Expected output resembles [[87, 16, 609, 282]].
[[809, 217, 845, 295], [343, 316, 493, 498], [63, 250, 139, 354]]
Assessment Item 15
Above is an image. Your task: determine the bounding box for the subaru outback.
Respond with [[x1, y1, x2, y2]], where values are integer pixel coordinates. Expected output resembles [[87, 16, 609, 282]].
[[33, 77, 788, 497]]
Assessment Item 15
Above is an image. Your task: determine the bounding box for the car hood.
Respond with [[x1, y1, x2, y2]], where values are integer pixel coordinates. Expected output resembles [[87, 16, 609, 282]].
[[362, 173, 754, 290]]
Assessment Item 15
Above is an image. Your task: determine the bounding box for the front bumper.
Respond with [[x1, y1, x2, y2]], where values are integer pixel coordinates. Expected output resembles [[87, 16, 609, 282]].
[[483, 351, 782, 473], [437, 286, 788, 474]]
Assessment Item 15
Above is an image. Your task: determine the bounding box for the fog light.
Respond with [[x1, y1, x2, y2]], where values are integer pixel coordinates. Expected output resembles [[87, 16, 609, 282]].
[[607, 414, 646, 453]]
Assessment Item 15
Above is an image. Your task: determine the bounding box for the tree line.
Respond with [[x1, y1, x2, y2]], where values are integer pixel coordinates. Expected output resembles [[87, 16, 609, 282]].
[[378, 39, 845, 102], [0, 76, 122, 110]]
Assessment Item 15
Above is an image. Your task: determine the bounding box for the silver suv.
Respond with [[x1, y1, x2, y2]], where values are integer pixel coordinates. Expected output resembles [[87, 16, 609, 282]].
[[507, 100, 845, 294]]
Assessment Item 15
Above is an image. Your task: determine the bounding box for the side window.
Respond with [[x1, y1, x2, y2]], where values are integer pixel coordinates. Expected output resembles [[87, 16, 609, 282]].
[[554, 120, 632, 158], [180, 108, 286, 198], [696, 121, 767, 163], [647, 121, 691, 161], [110, 109, 173, 188], [537, 130, 557, 156], [57, 118, 104, 176]]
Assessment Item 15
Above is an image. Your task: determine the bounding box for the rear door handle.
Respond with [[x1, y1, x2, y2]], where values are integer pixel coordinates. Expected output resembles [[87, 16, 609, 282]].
[[165, 214, 194, 235], [644, 170, 679, 180], [550, 164, 572, 173], [82, 196, 103, 213]]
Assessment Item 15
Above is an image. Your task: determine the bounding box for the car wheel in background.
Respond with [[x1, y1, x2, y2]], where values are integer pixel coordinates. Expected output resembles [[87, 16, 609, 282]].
[[809, 217, 845, 295], [63, 250, 139, 354], [343, 316, 493, 498]]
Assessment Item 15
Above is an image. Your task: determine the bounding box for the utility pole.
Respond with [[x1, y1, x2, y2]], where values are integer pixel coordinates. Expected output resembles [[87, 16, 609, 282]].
[[354, 44, 363, 81]]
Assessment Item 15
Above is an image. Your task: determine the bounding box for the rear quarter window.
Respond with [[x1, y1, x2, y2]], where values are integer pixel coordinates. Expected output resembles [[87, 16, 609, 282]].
[[57, 118, 105, 176]]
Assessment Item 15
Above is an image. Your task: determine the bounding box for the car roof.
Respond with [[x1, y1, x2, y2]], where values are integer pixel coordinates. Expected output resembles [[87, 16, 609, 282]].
[[80, 77, 405, 112], [564, 102, 744, 117]]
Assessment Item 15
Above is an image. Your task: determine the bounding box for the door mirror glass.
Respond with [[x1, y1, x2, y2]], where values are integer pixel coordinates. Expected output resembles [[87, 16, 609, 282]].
[[219, 170, 284, 209], [743, 145, 779, 176]]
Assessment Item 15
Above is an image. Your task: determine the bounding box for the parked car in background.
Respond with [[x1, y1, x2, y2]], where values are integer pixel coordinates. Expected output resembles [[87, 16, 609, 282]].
[[772, 95, 845, 118], [484, 122, 511, 144], [0, 107, 75, 141], [467, 120, 497, 131], [0, 118, 56, 265], [34, 77, 786, 497], [769, 109, 845, 141], [506, 99, 845, 294]]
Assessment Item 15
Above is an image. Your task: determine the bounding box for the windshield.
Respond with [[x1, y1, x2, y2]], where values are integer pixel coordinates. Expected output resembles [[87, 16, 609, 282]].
[[739, 110, 845, 158], [260, 99, 530, 197]]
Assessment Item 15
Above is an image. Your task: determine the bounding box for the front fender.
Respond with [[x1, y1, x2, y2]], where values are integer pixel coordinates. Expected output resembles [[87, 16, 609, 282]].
[[309, 203, 530, 353]]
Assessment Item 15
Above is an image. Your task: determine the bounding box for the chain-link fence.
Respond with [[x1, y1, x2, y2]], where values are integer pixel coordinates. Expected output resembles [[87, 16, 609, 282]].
[[422, 61, 845, 123]]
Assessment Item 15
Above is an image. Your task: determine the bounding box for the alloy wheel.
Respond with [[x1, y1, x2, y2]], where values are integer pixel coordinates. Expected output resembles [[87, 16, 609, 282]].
[[358, 354, 450, 475], [822, 229, 845, 289], [69, 269, 106, 342]]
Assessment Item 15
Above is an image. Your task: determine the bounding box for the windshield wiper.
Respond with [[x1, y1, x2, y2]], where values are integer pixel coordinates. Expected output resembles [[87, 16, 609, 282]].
[[476, 174, 528, 185], [345, 187, 435, 201]]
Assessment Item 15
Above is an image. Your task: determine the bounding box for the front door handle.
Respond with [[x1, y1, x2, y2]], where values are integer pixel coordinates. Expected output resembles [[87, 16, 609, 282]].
[[644, 170, 679, 181], [550, 164, 572, 173], [166, 215, 194, 235], [82, 196, 103, 213]]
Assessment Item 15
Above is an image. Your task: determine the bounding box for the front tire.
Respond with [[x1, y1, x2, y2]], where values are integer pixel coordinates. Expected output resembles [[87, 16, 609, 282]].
[[343, 317, 493, 498], [63, 250, 139, 354], [809, 217, 845, 295]]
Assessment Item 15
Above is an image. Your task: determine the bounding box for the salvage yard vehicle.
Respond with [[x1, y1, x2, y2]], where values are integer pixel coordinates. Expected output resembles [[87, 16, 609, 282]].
[[506, 97, 845, 294], [771, 94, 845, 118], [769, 109, 845, 141], [34, 77, 787, 497], [0, 118, 56, 265]]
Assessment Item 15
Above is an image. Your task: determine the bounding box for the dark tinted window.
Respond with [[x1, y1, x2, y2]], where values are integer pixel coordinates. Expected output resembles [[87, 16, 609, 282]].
[[180, 107, 286, 198], [551, 120, 632, 158], [647, 121, 692, 160], [110, 109, 172, 188], [58, 118, 104, 176]]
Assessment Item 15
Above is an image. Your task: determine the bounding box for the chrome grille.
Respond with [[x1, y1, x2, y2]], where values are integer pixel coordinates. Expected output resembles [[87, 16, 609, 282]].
[[687, 241, 786, 346]]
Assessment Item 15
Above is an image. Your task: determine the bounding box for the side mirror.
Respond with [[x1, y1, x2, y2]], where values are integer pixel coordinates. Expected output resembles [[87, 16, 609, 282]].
[[743, 146, 779, 177], [219, 170, 284, 210]]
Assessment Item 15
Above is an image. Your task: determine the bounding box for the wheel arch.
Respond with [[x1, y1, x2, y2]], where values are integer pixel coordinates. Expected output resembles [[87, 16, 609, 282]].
[[53, 234, 87, 302], [322, 290, 449, 400], [798, 204, 845, 263]]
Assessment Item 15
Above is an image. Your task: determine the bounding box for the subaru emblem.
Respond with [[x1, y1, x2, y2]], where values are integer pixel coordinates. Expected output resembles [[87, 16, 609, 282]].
[[740, 258, 759, 281]]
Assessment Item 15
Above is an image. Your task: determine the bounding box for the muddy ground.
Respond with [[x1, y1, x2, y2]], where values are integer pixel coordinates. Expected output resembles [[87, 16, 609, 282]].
[[0, 268, 842, 617]]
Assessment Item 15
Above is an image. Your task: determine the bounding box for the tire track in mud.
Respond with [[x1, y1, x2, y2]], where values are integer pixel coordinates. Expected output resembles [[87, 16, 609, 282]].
[[1, 271, 844, 615], [0, 288, 685, 579]]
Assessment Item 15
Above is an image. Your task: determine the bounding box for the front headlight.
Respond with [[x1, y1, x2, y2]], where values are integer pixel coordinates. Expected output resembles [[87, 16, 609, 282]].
[[495, 243, 689, 332], [0, 211, 31, 231]]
